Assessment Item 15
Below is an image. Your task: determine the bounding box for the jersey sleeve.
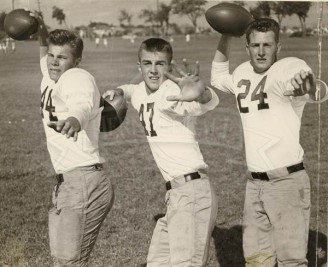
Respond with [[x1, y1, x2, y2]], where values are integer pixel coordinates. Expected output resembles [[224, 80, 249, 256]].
[[117, 83, 136, 101], [280, 57, 328, 104], [60, 70, 99, 129], [161, 87, 219, 117], [280, 58, 311, 94], [211, 61, 234, 94]]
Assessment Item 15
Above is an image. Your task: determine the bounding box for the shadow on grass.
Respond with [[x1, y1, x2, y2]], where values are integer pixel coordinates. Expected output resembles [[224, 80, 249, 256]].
[[212, 225, 244, 267], [212, 225, 327, 267]]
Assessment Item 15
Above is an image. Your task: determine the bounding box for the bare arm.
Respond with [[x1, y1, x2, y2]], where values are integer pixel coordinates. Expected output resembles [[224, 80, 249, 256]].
[[213, 35, 232, 63], [38, 21, 49, 59], [30, 11, 48, 59]]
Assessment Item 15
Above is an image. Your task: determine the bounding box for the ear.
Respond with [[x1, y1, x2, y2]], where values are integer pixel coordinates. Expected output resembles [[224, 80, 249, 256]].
[[246, 43, 250, 57], [137, 61, 141, 72], [168, 63, 172, 73], [277, 42, 281, 54], [75, 57, 81, 66]]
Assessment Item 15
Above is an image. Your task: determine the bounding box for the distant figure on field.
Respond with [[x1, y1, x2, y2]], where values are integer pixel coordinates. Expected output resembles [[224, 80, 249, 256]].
[[0, 40, 6, 53], [95, 36, 100, 47], [185, 34, 190, 43], [10, 38, 15, 53], [103, 37, 108, 47]]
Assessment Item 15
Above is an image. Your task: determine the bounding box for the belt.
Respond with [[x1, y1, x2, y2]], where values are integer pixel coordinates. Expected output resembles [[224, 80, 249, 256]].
[[55, 163, 103, 183], [54, 163, 103, 197], [166, 172, 201, 191], [251, 162, 304, 181]]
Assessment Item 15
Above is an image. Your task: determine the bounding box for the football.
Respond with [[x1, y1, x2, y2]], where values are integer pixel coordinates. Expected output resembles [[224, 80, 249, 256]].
[[205, 3, 253, 37], [4, 9, 39, 41], [100, 95, 128, 132]]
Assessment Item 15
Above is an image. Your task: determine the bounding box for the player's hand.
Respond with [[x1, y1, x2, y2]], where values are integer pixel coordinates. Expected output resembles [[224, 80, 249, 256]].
[[102, 88, 123, 101], [284, 70, 316, 98], [165, 59, 206, 102], [47, 117, 81, 142], [29, 9, 44, 25]]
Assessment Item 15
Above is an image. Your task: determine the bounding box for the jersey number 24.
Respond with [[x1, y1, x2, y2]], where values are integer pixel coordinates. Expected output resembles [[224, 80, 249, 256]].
[[237, 75, 269, 113]]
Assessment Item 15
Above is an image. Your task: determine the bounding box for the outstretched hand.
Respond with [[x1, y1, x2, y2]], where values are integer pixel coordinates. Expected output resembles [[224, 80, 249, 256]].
[[102, 88, 123, 101], [284, 70, 317, 98], [47, 117, 81, 142], [165, 59, 206, 102]]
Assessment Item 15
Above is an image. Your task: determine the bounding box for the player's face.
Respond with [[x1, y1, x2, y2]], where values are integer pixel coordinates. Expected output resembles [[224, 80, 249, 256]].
[[138, 50, 171, 94], [246, 30, 281, 73], [47, 44, 80, 83]]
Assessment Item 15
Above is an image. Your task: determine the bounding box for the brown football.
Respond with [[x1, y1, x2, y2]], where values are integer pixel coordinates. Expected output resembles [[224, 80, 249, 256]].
[[205, 3, 253, 37], [100, 95, 128, 132], [4, 9, 38, 40]]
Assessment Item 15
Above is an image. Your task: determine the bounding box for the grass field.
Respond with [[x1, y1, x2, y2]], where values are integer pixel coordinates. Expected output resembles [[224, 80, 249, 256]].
[[0, 34, 328, 267]]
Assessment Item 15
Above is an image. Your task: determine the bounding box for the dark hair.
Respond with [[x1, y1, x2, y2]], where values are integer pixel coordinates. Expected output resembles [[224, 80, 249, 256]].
[[48, 29, 83, 59], [245, 18, 280, 44], [138, 38, 173, 62]]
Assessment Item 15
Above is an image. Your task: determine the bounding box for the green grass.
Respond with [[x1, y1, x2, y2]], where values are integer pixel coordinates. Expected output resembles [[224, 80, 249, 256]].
[[0, 34, 327, 267]]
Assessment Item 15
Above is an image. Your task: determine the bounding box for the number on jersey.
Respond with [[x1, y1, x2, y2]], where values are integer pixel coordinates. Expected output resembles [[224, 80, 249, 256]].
[[41, 87, 58, 121], [237, 76, 269, 113], [138, 102, 157, 137]]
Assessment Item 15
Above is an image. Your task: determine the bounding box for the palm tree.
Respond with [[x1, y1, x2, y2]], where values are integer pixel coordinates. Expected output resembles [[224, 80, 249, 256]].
[[52, 6, 68, 29], [155, 3, 171, 35], [118, 9, 132, 29]]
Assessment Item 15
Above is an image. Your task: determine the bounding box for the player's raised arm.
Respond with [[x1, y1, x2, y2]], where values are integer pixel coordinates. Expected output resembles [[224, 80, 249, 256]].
[[30, 11, 48, 59], [210, 35, 234, 94], [213, 35, 232, 63]]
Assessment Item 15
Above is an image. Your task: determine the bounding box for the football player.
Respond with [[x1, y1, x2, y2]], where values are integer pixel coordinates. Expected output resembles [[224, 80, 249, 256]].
[[32, 12, 114, 267], [103, 38, 219, 267], [211, 18, 327, 267]]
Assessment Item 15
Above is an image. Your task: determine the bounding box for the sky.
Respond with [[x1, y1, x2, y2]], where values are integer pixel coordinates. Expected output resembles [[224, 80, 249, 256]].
[[1, 0, 328, 30]]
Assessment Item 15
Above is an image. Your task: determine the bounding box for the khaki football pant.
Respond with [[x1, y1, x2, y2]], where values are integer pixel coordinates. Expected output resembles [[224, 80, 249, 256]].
[[147, 174, 218, 267], [243, 170, 310, 267], [49, 165, 114, 267]]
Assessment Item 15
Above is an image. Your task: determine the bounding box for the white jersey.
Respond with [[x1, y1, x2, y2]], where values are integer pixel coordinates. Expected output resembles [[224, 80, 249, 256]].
[[40, 56, 103, 174], [211, 57, 311, 172], [119, 80, 219, 181]]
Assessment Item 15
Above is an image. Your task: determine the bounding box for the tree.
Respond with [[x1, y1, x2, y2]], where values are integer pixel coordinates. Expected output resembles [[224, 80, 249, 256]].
[[118, 9, 133, 29], [171, 0, 207, 34], [139, 9, 157, 27], [270, 2, 288, 25], [0, 11, 7, 31], [283, 2, 312, 37], [250, 1, 271, 19], [52, 6, 68, 29], [0, 11, 7, 39], [139, 3, 171, 36], [139, 9, 158, 35], [155, 3, 171, 35]]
